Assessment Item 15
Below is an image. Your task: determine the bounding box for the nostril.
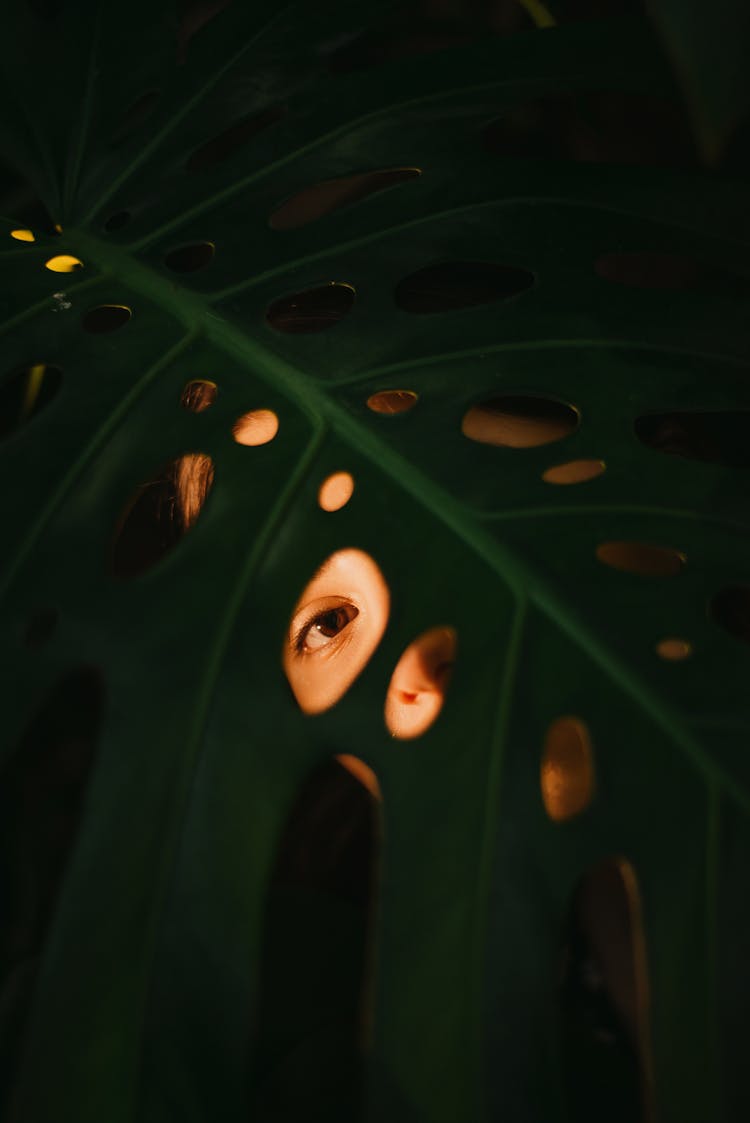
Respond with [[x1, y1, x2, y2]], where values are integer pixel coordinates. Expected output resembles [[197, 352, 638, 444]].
[[397, 690, 419, 704]]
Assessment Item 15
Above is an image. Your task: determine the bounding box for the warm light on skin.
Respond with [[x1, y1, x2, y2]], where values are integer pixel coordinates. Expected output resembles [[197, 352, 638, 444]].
[[232, 408, 279, 446], [385, 626, 456, 740], [318, 471, 355, 512], [335, 754, 381, 799], [283, 549, 390, 715]]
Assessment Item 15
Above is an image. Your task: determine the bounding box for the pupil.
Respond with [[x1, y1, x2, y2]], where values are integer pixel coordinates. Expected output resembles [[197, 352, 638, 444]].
[[316, 609, 344, 637]]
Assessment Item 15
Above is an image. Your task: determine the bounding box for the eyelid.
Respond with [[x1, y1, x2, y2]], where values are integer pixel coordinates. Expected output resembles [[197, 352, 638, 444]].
[[291, 597, 358, 654]]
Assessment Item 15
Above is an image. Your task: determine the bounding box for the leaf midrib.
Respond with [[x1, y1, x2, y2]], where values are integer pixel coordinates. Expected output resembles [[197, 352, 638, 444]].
[[6, 227, 746, 816]]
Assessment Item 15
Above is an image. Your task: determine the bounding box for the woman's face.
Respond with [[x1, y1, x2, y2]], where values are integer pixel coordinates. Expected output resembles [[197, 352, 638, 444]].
[[283, 549, 455, 740]]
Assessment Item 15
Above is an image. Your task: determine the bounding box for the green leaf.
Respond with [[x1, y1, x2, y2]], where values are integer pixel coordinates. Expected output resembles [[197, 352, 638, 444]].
[[1, 3, 749, 1122]]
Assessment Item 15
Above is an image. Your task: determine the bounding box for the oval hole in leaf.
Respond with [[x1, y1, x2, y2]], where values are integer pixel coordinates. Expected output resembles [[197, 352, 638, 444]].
[[163, 241, 215, 273], [232, 408, 278, 446], [395, 261, 534, 313], [0, 363, 61, 439], [82, 304, 131, 334], [186, 106, 286, 172], [655, 637, 692, 661], [266, 283, 355, 334], [10, 228, 34, 243], [111, 452, 214, 578], [24, 607, 59, 648], [462, 395, 579, 448], [634, 411, 750, 468], [560, 858, 652, 1122], [103, 211, 131, 232], [541, 716, 594, 821], [110, 90, 160, 146], [542, 458, 606, 485], [0, 666, 103, 975], [253, 757, 378, 1117], [596, 541, 685, 577], [283, 549, 390, 715], [595, 252, 704, 289], [366, 389, 418, 415], [385, 626, 456, 741], [319, 471, 354, 512], [710, 586, 750, 643], [270, 167, 422, 231], [180, 379, 217, 413], [44, 254, 83, 274]]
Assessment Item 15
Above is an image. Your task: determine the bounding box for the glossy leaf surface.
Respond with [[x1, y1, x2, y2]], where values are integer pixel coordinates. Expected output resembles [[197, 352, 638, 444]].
[[0, 3, 749, 1123]]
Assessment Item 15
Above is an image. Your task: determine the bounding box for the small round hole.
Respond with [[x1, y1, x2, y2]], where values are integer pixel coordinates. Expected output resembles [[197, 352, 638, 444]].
[[10, 228, 35, 243], [366, 389, 418, 415], [541, 716, 594, 822], [655, 637, 693, 661], [24, 607, 59, 647], [596, 541, 685, 577], [0, 363, 62, 439], [45, 254, 83, 273], [104, 211, 131, 232], [266, 282, 355, 333], [82, 305, 132, 334], [181, 380, 217, 413], [710, 586, 750, 643], [318, 471, 355, 512], [232, 409, 279, 446], [163, 242, 215, 273], [542, 458, 606, 485], [385, 626, 457, 741], [462, 395, 579, 448]]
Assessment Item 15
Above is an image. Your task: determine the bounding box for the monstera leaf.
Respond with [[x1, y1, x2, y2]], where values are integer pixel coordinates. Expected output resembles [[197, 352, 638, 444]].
[[1, 2, 749, 1122]]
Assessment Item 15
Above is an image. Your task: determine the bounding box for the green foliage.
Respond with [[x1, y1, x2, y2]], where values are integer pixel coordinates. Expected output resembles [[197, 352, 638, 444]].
[[0, 2, 749, 1121]]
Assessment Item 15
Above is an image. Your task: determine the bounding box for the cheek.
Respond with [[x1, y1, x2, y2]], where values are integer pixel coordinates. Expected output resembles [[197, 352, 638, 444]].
[[384, 689, 445, 741]]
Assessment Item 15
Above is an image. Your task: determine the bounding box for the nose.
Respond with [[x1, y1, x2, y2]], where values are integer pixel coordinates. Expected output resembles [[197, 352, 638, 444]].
[[385, 627, 456, 739]]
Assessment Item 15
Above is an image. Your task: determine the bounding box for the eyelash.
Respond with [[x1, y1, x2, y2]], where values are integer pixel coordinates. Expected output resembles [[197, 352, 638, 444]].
[[293, 604, 358, 654]]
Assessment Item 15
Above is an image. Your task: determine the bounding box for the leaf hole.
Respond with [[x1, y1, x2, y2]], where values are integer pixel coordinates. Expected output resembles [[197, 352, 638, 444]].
[[44, 254, 83, 274], [252, 756, 378, 1117], [0, 363, 62, 439], [710, 586, 750, 643], [542, 458, 606, 485], [111, 452, 214, 578], [595, 541, 685, 577], [10, 229, 34, 243], [634, 411, 750, 468], [180, 379, 217, 413], [655, 637, 692, 661], [366, 389, 418, 415], [270, 168, 422, 231], [541, 716, 594, 822], [385, 626, 456, 741], [82, 304, 131, 334], [395, 260, 534, 313], [318, 471, 355, 512], [560, 858, 653, 1122], [462, 395, 579, 448], [186, 107, 286, 172], [163, 241, 215, 273], [283, 549, 390, 715], [232, 408, 278, 446], [266, 282, 355, 334]]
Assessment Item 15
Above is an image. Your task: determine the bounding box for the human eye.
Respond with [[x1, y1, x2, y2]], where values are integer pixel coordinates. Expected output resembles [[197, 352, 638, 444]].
[[294, 602, 359, 654]]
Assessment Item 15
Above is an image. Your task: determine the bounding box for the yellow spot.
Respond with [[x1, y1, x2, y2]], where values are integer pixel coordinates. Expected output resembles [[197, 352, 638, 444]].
[[11, 228, 35, 243], [20, 364, 46, 422], [45, 254, 83, 273], [54, 224, 63, 233], [516, 0, 556, 28]]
